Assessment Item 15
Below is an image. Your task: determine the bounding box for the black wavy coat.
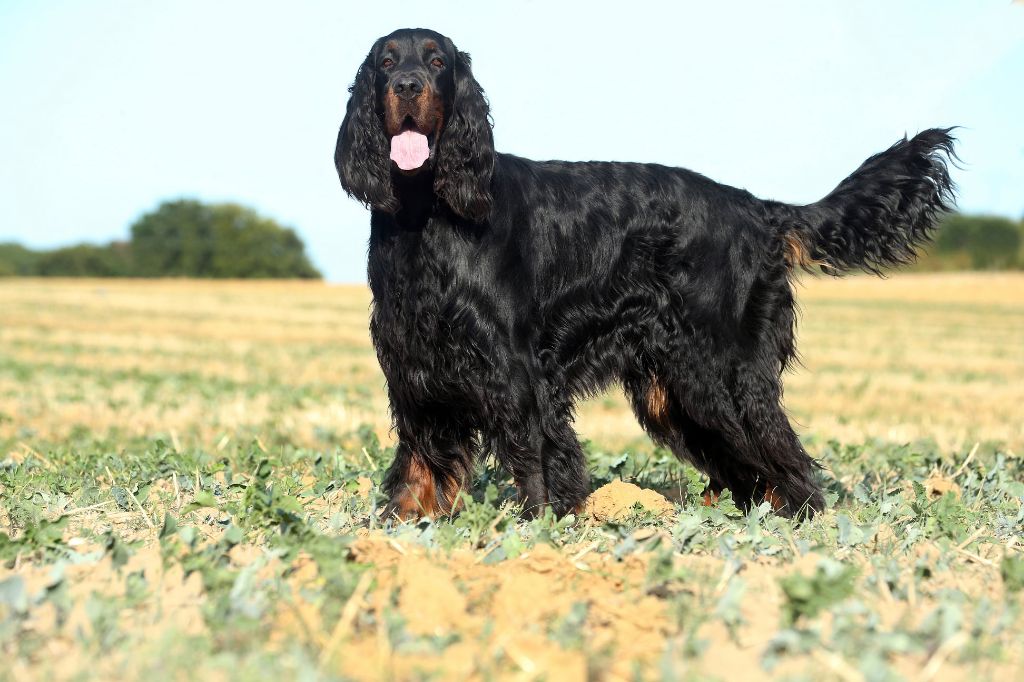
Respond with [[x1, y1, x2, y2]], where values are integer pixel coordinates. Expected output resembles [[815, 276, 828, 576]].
[[335, 28, 956, 520]]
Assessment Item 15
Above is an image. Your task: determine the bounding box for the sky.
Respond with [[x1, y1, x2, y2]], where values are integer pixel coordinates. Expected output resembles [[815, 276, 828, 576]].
[[1, 1, 1022, 282]]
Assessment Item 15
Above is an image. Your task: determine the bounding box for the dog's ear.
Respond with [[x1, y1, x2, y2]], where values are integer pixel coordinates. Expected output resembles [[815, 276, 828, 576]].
[[434, 47, 495, 223], [335, 44, 398, 213]]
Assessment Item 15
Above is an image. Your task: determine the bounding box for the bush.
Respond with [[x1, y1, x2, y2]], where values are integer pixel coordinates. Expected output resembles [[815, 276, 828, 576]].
[[35, 242, 134, 277], [919, 214, 1023, 271], [1, 200, 321, 279], [130, 200, 321, 279], [0, 243, 41, 276]]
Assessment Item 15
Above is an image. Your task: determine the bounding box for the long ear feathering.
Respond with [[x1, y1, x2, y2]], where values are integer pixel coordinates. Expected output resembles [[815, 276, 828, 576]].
[[335, 48, 398, 213], [433, 47, 495, 223]]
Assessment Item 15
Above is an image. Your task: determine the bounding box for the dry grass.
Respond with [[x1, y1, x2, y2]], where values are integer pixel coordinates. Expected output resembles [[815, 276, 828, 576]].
[[3, 274, 1018, 454], [579, 272, 1024, 451], [1, 274, 1022, 681]]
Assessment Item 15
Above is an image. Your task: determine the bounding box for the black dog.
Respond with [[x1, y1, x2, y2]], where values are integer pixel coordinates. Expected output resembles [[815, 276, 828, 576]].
[[334, 28, 956, 520]]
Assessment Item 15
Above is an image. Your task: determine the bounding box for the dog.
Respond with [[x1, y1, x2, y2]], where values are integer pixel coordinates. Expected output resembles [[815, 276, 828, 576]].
[[334, 28, 956, 520]]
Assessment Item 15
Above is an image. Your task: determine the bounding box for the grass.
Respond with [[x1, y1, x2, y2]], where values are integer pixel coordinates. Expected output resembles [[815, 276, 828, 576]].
[[1, 274, 1022, 681]]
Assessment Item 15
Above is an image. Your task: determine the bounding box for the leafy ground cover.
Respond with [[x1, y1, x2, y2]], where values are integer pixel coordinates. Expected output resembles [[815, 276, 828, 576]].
[[1, 276, 1022, 680]]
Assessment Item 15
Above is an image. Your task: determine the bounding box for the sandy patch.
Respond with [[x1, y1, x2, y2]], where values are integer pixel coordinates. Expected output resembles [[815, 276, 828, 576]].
[[582, 480, 675, 521]]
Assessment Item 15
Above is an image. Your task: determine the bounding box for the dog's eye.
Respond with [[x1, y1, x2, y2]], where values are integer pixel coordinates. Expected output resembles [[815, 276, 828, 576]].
[[431, 57, 444, 68], [381, 58, 394, 68]]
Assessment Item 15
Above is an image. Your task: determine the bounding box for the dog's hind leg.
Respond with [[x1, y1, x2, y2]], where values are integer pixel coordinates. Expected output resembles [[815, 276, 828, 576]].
[[627, 378, 758, 511], [625, 368, 824, 518], [729, 365, 825, 517], [625, 373, 754, 507]]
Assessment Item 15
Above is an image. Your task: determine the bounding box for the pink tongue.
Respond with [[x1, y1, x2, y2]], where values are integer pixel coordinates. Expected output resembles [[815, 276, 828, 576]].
[[390, 130, 430, 170]]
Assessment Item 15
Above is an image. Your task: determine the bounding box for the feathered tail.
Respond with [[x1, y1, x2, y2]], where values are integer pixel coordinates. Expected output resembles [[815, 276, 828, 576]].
[[770, 128, 958, 273]]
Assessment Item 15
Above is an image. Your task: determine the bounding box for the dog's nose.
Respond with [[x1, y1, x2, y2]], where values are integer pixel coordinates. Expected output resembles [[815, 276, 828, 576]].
[[392, 75, 424, 100]]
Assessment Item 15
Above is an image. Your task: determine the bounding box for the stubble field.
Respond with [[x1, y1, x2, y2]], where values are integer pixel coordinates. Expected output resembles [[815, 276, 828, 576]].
[[1, 274, 1022, 681]]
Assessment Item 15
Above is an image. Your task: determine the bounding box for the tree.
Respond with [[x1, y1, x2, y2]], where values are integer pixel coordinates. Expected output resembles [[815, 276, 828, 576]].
[[931, 214, 1021, 270], [34, 242, 133, 277], [129, 199, 321, 278], [207, 204, 322, 278], [0, 243, 41, 276], [129, 199, 212, 276]]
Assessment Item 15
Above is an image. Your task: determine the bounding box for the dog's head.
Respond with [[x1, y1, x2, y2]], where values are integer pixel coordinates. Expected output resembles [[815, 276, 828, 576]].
[[335, 28, 494, 223]]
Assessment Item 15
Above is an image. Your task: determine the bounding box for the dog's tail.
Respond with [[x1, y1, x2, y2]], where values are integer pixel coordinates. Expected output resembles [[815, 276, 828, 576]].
[[768, 128, 958, 274]]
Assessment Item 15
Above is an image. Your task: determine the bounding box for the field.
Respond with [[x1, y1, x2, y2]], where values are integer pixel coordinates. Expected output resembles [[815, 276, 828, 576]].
[[1, 274, 1022, 681]]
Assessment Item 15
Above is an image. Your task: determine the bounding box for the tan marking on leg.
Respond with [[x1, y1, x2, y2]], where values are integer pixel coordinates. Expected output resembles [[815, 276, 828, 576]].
[[763, 485, 786, 512], [646, 378, 671, 430], [701, 488, 721, 507], [388, 453, 443, 520], [444, 474, 466, 516]]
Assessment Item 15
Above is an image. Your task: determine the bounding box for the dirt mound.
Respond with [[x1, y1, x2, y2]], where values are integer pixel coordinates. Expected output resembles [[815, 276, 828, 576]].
[[338, 535, 670, 681], [582, 480, 675, 521]]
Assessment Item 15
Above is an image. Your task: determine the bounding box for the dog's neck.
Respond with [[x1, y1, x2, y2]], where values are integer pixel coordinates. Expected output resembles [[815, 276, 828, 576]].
[[391, 169, 439, 229]]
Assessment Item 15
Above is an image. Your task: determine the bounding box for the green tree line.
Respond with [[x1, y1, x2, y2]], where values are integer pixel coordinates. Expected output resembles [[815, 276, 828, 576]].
[[0, 200, 321, 279], [2, 208, 1021, 278], [916, 214, 1024, 271]]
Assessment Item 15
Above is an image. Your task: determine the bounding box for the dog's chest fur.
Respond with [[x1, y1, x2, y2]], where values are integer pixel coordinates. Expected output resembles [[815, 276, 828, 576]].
[[366, 215, 509, 406]]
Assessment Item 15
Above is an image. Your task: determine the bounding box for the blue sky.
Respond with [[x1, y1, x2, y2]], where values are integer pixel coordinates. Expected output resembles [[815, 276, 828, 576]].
[[1, 1, 1022, 281]]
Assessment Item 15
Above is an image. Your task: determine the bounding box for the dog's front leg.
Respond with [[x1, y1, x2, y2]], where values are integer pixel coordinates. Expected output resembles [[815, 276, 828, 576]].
[[380, 436, 473, 521]]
